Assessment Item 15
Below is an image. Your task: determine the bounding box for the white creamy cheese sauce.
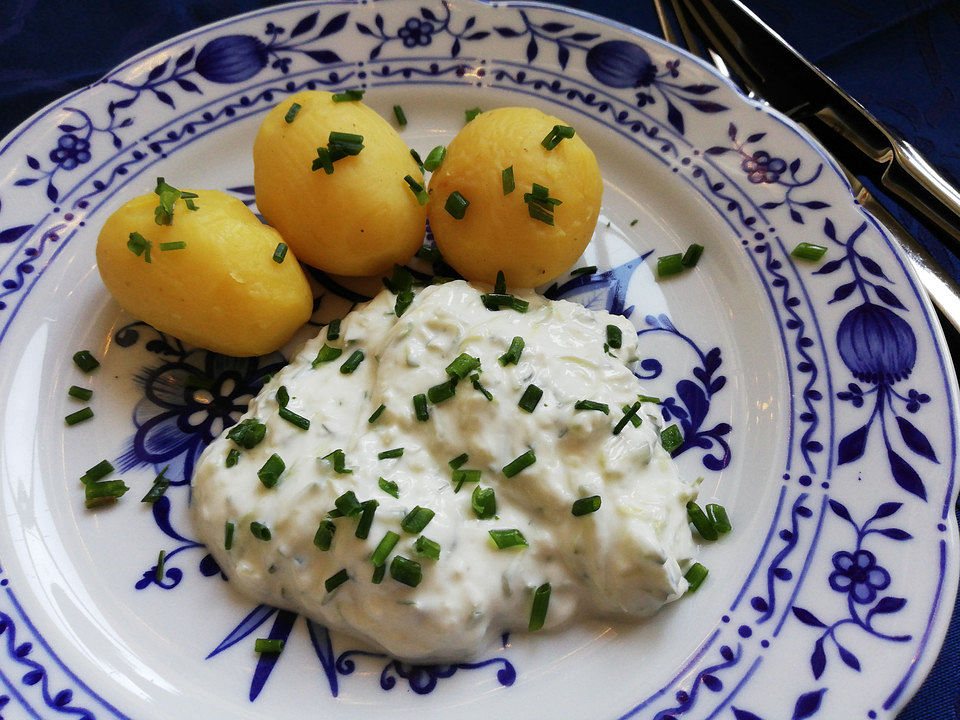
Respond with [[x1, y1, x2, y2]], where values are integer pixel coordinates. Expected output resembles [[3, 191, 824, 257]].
[[192, 280, 698, 662]]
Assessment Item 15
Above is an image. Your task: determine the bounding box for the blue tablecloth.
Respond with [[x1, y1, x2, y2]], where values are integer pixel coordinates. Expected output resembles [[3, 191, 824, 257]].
[[1, 1, 958, 717]]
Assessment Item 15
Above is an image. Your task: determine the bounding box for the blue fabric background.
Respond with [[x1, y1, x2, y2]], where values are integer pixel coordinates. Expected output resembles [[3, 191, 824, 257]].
[[1, 1, 958, 717]]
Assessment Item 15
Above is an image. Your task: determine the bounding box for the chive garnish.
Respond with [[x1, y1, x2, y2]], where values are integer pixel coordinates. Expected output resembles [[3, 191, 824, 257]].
[[403, 175, 430, 205], [518, 384, 543, 413], [657, 253, 684, 277], [180, 191, 199, 211], [706, 504, 732, 534], [470, 373, 493, 401], [395, 288, 414, 317], [378, 448, 404, 460], [446, 353, 481, 380], [572, 495, 602, 516], [571, 265, 597, 277], [127, 232, 151, 262], [257, 453, 285, 488], [390, 555, 422, 587], [613, 401, 641, 435], [415, 536, 441, 560], [80, 459, 114, 485], [502, 449, 536, 477], [141, 466, 171, 503], [413, 393, 429, 421], [687, 501, 718, 541], [72, 350, 99, 373], [225, 521, 235, 550], [250, 521, 271, 541], [606, 324, 622, 349], [423, 145, 446, 172], [393, 104, 407, 126], [255, 638, 284, 653], [444, 191, 469, 219], [227, 418, 267, 449], [427, 378, 458, 404], [68, 385, 93, 401], [372, 564, 386, 583], [526, 202, 555, 226], [449, 453, 469, 470], [371, 531, 400, 566], [276, 385, 289, 408], [792, 242, 827, 261], [661, 424, 684, 453], [325, 568, 349, 593], [226, 448, 240, 467], [312, 344, 343, 367], [378, 477, 399, 498], [272, 242, 287, 263], [328, 131, 364, 152], [356, 500, 379, 539], [284, 102, 302, 123], [452, 468, 481, 492], [471, 485, 496, 519], [369, 404, 386, 424], [638, 395, 662, 404], [481, 293, 529, 313], [494, 270, 507, 294], [65, 407, 94, 426], [84, 479, 129, 507], [574, 400, 609, 414], [682, 243, 704, 267], [159, 241, 186, 252], [332, 88, 364, 102], [541, 124, 575, 150], [312, 146, 334, 174], [340, 350, 364, 374], [313, 520, 336, 550], [488, 529, 528, 550], [502, 165, 515, 195], [323, 449, 353, 475], [529, 583, 551, 631], [620, 404, 642, 428], [279, 406, 310, 430], [334, 490, 363, 517], [155, 550, 166, 582], [465, 107, 482, 122], [499, 336, 524, 365], [326, 319, 341, 341], [153, 177, 182, 226], [685, 563, 708, 593], [401, 505, 435, 534]]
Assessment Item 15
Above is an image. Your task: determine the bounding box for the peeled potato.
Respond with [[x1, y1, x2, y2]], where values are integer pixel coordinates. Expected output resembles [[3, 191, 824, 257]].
[[254, 91, 427, 276], [427, 107, 603, 287], [96, 189, 313, 357]]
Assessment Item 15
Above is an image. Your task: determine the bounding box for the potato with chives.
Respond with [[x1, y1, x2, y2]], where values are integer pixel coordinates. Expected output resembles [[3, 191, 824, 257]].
[[253, 91, 428, 276], [96, 188, 313, 357], [427, 106, 603, 287]]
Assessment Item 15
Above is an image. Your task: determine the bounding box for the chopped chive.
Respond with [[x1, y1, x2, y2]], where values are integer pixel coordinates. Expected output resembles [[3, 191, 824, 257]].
[[284, 102, 302, 123], [620, 404, 642, 428], [250, 521, 271, 541], [127, 231, 150, 259], [401, 505, 435, 534], [465, 107, 482, 122], [314, 520, 336, 550], [272, 242, 288, 263], [410, 147, 424, 170], [372, 564, 386, 583], [494, 270, 507, 294], [276, 385, 289, 408], [706, 504, 732, 534], [606, 324, 622, 349], [427, 378, 458, 404], [326, 319, 341, 341], [340, 350, 365, 374], [481, 293, 529, 313], [159, 241, 187, 251], [444, 190, 469, 219], [792, 242, 827, 261], [499, 336, 524, 365], [637, 394, 662, 404], [687, 501, 718, 541], [371, 531, 400, 566], [378, 477, 399, 498], [329, 130, 364, 146], [660, 424, 684, 453], [257, 453, 285, 488], [415, 535, 441, 560], [227, 418, 267, 449], [415, 244, 443, 263], [446, 353, 481, 380], [378, 447, 404, 460], [502, 449, 536, 478], [334, 490, 363, 517], [389, 555, 422, 587], [332, 88, 364, 102], [572, 495, 602, 516], [84, 479, 129, 508], [518, 384, 543, 413], [657, 253, 684, 277], [312, 344, 343, 366], [470, 373, 493, 401], [279, 406, 310, 430], [574, 400, 609, 414], [225, 521, 235, 550], [153, 177, 181, 226], [629, 218, 639, 227], [541, 124, 575, 150], [155, 550, 166, 582], [403, 175, 430, 205], [80, 459, 114, 485], [368, 403, 386, 424], [355, 500, 379, 539], [449, 453, 469, 470], [255, 638, 284, 653], [452, 468, 481, 492], [312, 146, 334, 174], [613, 401, 642, 435], [501, 165, 515, 195], [65, 407, 94, 426], [529, 582, 551, 631], [413, 393, 429, 421], [395, 288, 414, 317], [685, 562, 708, 593], [72, 350, 100, 373], [423, 145, 446, 172], [526, 202, 555, 225], [471, 485, 496, 519], [68, 385, 93, 401], [571, 265, 597, 277], [323, 449, 353, 474], [393, 104, 407, 126], [681, 243, 704, 267], [488, 528, 528, 549], [226, 448, 240, 467], [141, 466, 171, 503], [325, 569, 350, 594]]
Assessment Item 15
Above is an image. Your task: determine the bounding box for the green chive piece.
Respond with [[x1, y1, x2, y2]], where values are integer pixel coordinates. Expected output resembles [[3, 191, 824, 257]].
[[371, 531, 400, 566], [378, 448, 404, 460], [65, 407, 94, 426], [329, 130, 364, 146], [401, 505, 435, 534], [395, 288, 414, 317], [227, 418, 267, 449], [526, 202, 555, 225], [687, 501, 718, 541], [449, 453, 469, 470], [312, 146, 334, 174], [323, 449, 353, 475], [571, 265, 597, 277], [574, 400, 609, 414], [415, 535, 441, 560], [393, 104, 407, 126], [606, 324, 622, 349], [355, 500, 379, 539], [613, 401, 642, 435], [529, 582, 551, 631], [488, 528, 528, 549], [84, 479, 129, 508], [685, 562, 708, 593], [389, 555, 422, 587], [340, 350, 364, 374], [403, 174, 430, 205], [446, 353, 481, 380], [792, 242, 828, 261], [445, 191, 469, 219], [661, 424, 684, 453], [681, 243, 704, 267], [181, 192, 199, 211], [159, 241, 187, 251], [481, 293, 529, 313], [465, 107, 482, 122], [499, 336, 525, 365], [706, 504, 732, 534], [334, 490, 363, 517], [272, 242, 288, 263], [502, 449, 536, 477], [313, 344, 343, 367], [276, 385, 290, 408], [413, 393, 429, 421], [155, 550, 166, 582], [68, 385, 93, 401], [324, 569, 349, 593], [452, 468, 481, 492], [423, 145, 446, 172], [225, 521, 235, 550], [621, 405, 643, 428], [250, 521, 271, 541], [313, 520, 336, 551], [255, 638, 284, 653], [257, 453, 285, 488], [637, 394, 662, 404], [127, 231, 152, 261], [518, 384, 543, 413], [657, 253, 685, 277], [541, 124, 575, 150], [332, 89, 364, 102], [471, 485, 497, 519], [153, 177, 181, 226], [470, 373, 493, 401], [372, 564, 386, 583], [369, 404, 387, 424], [284, 102, 302, 123], [408, 147, 424, 171], [279, 406, 310, 430], [494, 270, 507, 294], [502, 165, 515, 195], [378, 477, 399, 498], [630, 218, 639, 227], [572, 495, 602, 516], [80, 459, 114, 485], [326, 319, 341, 341], [141, 466, 171, 503], [72, 350, 100, 373], [427, 378, 458, 404], [226, 448, 240, 468]]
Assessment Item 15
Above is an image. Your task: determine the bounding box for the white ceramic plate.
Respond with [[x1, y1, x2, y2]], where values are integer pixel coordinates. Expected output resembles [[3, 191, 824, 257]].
[[0, 2, 956, 718]]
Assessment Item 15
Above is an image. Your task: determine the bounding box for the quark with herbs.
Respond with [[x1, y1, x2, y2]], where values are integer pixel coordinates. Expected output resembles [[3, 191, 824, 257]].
[[192, 279, 699, 661]]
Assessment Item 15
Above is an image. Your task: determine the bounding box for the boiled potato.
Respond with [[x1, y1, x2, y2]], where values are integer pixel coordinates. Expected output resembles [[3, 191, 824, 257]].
[[254, 91, 427, 276], [427, 107, 603, 287], [96, 189, 313, 356]]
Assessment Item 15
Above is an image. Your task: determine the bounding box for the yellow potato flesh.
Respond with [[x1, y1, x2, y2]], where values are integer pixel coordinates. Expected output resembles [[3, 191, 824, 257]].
[[96, 190, 313, 357], [427, 107, 603, 287], [254, 91, 427, 276]]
